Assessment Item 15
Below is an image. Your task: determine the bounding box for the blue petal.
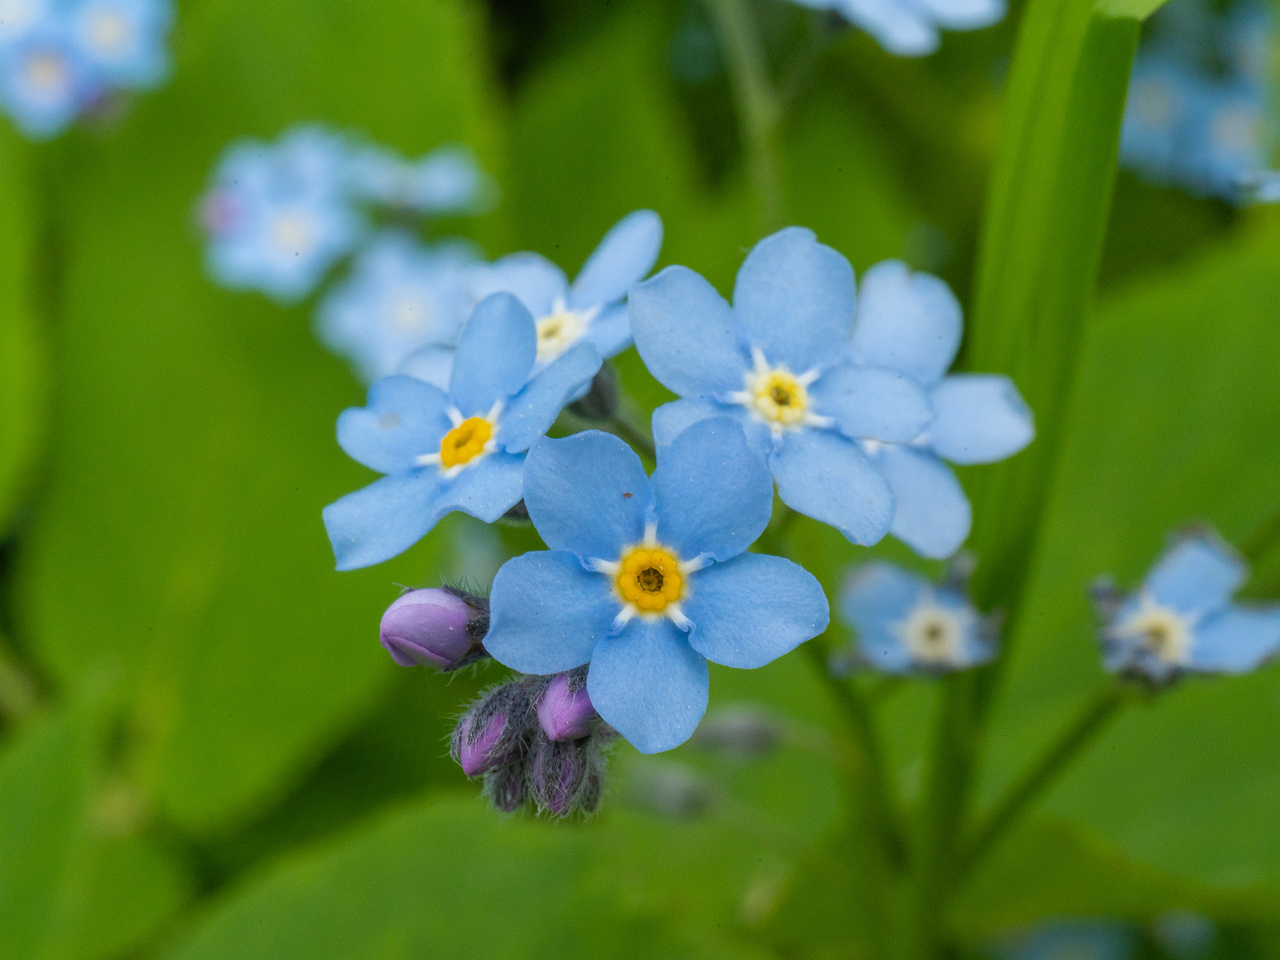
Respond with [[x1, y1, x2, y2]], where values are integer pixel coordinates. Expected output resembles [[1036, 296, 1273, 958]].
[[652, 418, 774, 562], [323, 470, 444, 570], [809, 363, 933, 444], [397, 343, 455, 391], [652, 398, 774, 458], [485, 551, 619, 674], [498, 342, 603, 452], [769, 429, 894, 546], [568, 209, 663, 310], [432, 451, 527, 524], [841, 562, 929, 674], [629, 266, 752, 397], [849, 260, 961, 385], [1144, 535, 1246, 616], [876, 445, 971, 559], [838, 0, 940, 56], [732, 227, 855, 374], [684, 553, 829, 668], [918, 0, 1005, 29], [523, 431, 653, 562], [1189, 606, 1280, 673], [927, 375, 1034, 465], [587, 618, 709, 754], [336, 376, 452, 474], [582, 303, 633, 359], [449, 293, 537, 416], [471, 252, 567, 318]]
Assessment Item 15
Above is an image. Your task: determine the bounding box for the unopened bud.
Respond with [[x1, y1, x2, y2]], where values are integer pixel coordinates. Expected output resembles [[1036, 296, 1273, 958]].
[[537, 671, 597, 741], [569, 364, 619, 421], [379, 588, 486, 671], [484, 762, 528, 814], [454, 711, 509, 777], [691, 704, 784, 761], [628, 761, 714, 820], [530, 739, 589, 816]]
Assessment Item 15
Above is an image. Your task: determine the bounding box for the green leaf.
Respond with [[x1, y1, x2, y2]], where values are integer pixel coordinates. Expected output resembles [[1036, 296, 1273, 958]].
[[0, 702, 189, 960], [0, 125, 44, 534], [166, 795, 768, 960], [17, 0, 503, 832], [980, 225, 1280, 890]]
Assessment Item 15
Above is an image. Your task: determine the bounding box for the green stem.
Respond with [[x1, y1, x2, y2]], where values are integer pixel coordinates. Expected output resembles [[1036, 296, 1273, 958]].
[[608, 414, 655, 462], [704, 0, 786, 232], [958, 681, 1133, 878]]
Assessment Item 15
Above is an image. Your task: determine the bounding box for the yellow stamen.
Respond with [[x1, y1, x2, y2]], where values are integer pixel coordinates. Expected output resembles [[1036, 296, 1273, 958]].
[[752, 369, 809, 427], [438, 417, 492, 469], [615, 546, 684, 613]]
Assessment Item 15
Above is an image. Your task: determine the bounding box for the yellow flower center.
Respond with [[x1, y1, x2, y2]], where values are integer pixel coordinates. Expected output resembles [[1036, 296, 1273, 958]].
[[270, 211, 315, 255], [615, 546, 684, 613], [751, 369, 809, 426], [26, 51, 68, 92], [88, 10, 131, 52], [1118, 602, 1192, 665], [901, 604, 965, 666], [535, 306, 589, 363], [438, 417, 492, 469]]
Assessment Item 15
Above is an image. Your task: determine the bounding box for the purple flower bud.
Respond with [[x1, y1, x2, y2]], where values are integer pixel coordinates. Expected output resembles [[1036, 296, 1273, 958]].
[[536, 673, 597, 741], [530, 740, 588, 817], [380, 588, 478, 670], [455, 711, 509, 777]]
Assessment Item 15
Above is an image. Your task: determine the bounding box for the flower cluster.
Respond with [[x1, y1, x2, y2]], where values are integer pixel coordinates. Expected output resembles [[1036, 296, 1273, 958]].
[[1121, 0, 1278, 203], [787, 0, 1005, 57], [0, 0, 172, 139]]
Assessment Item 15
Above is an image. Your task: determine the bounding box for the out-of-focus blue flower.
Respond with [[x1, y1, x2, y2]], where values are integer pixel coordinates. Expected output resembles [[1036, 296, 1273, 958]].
[[632, 231, 1032, 556], [840, 560, 994, 673], [1094, 530, 1280, 682], [0, 0, 51, 49], [323, 293, 602, 570], [0, 23, 93, 138], [69, 0, 171, 87], [201, 125, 363, 302], [483, 419, 828, 753], [788, 0, 1005, 57], [1186, 80, 1271, 197], [1221, 0, 1272, 88], [1120, 55, 1201, 183], [997, 920, 1138, 960], [345, 142, 495, 214], [316, 230, 480, 383]]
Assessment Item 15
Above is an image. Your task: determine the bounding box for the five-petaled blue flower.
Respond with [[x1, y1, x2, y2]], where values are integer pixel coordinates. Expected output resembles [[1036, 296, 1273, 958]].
[[323, 292, 602, 570], [787, 0, 1004, 57], [201, 125, 363, 302], [631, 228, 1033, 557], [344, 141, 494, 215], [316, 230, 480, 383], [840, 561, 995, 673], [483, 420, 829, 753], [1094, 531, 1280, 682]]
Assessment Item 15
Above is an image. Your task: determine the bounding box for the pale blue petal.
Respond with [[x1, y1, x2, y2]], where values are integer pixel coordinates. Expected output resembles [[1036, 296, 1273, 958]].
[[523, 431, 653, 562], [770, 429, 894, 546], [918, 0, 1005, 29], [1189, 607, 1280, 673], [1144, 536, 1246, 616], [498, 342, 602, 452], [850, 260, 961, 385], [841, 562, 929, 674], [629, 266, 752, 397], [809, 363, 933, 444], [397, 343, 454, 391], [323, 470, 443, 571], [568, 209, 663, 310], [449, 293, 537, 416], [335, 376, 451, 474], [839, 0, 939, 56], [684, 553, 829, 668], [652, 398, 774, 458], [587, 619, 709, 754], [733, 227, 855, 374], [583, 303, 633, 359], [877, 445, 971, 559], [432, 451, 526, 524], [927, 375, 1034, 465], [652, 418, 773, 562], [471, 252, 567, 318], [485, 551, 619, 674]]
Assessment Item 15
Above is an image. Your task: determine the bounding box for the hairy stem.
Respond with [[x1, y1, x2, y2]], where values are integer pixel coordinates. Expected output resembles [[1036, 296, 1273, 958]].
[[704, 0, 786, 232]]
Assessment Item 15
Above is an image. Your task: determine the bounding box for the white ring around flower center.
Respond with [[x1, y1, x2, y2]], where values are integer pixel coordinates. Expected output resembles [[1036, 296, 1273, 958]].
[[898, 600, 972, 667], [728, 347, 830, 435], [87, 10, 132, 53], [270, 211, 316, 255], [1113, 593, 1194, 666], [535, 297, 598, 364]]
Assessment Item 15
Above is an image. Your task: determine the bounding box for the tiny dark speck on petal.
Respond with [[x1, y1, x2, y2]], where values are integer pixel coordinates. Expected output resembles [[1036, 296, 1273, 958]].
[[623, 492, 633, 498]]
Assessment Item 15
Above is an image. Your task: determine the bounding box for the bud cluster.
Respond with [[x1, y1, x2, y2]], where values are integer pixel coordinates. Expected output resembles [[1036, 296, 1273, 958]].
[[450, 666, 614, 818]]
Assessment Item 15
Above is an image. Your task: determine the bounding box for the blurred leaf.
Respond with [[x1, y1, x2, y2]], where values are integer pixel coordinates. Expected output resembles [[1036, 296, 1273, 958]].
[[0, 702, 189, 960], [981, 225, 1280, 889], [166, 795, 767, 960], [0, 125, 44, 534], [1094, 0, 1173, 21], [17, 0, 504, 832]]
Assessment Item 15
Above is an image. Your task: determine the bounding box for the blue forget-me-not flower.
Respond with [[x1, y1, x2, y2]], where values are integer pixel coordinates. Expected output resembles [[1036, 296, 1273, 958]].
[[787, 0, 1005, 57], [840, 560, 996, 673], [201, 125, 364, 302], [323, 292, 603, 570], [0, 0, 171, 139], [630, 228, 1033, 557], [316, 230, 481, 383], [483, 419, 829, 753], [1092, 530, 1280, 683], [344, 141, 494, 215]]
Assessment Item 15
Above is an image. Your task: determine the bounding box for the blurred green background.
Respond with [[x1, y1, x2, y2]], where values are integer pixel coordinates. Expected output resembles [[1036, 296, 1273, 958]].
[[4, 1, 1280, 958]]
